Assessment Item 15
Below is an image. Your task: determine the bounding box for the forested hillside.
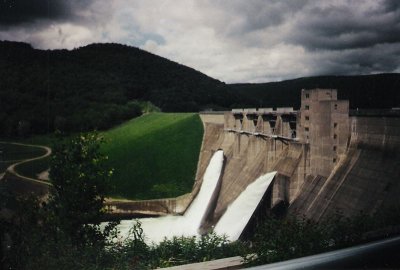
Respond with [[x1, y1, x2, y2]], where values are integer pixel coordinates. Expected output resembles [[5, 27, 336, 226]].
[[228, 73, 400, 110], [1, 40, 399, 137], [0, 41, 239, 137]]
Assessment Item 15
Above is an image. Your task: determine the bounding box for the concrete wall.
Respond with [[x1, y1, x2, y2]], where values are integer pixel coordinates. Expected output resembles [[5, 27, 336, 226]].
[[8, 102, 399, 229], [113, 101, 400, 226], [289, 116, 400, 220], [225, 109, 297, 138], [297, 89, 350, 178], [106, 106, 400, 223], [194, 119, 308, 227], [206, 93, 400, 226], [104, 193, 194, 218], [199, 112, 225, 125]]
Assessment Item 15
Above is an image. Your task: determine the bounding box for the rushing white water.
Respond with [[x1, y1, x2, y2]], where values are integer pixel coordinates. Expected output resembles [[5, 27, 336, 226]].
[[114, 152, 277, 244], [117, 150, 224, 245], [214, 171, 277, 241]]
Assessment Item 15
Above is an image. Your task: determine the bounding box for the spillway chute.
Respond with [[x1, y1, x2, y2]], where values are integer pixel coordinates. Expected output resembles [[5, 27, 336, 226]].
[[111, 152, 276, 245], [213, 171, 277, 241], [115, 150, 225, 245]]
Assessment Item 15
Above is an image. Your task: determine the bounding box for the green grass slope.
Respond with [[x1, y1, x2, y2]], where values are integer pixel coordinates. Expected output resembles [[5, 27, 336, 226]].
[[101, 113, 204, 200]]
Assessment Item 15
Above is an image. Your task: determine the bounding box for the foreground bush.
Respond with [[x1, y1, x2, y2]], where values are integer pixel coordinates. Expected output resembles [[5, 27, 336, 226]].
[[149, 231, 247, 268], [247, 208, 400, 266], [0, 133, 244, 269]]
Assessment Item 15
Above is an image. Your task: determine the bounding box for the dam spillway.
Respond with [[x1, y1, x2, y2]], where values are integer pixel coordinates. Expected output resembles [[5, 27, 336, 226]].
[[6, 87, 400, 242], [197, 89, 400, 224], [195, 114, 306, 228], [214, 171, 277, 241], [111, 88, 400, 239], [116, 150, 276, 244], [116, 150, 225, 244]]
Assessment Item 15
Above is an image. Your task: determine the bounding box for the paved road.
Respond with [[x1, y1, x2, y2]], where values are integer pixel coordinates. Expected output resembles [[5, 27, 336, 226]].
[[0, 141, 51, 185]]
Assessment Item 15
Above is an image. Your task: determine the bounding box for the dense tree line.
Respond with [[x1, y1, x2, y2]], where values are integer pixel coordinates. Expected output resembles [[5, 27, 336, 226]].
[[0, 41, 241, 137], [1, 41, 399, 137], [228, 73, 400, 110]]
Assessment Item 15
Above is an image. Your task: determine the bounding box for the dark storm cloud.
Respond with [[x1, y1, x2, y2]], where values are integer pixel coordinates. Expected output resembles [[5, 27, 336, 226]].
[[210, 0, 400, 51], [0, 0, 399, 82], [289, 1, 400, 51], [197, 0, 400, 81], [210, 0, 310, 37], [309, 43, 400, 76], [0, 0, 90, 26], [382, 0, 400, 12]]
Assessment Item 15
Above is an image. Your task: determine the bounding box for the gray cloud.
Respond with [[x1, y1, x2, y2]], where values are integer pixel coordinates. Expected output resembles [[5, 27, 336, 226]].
[[0, 0, 399, 83], [297, 44, 398, 80], [382, 0, 400, 12], [0, 0, 92, 27], [288, 1, 400, 51], [206, 0, 308, 36]]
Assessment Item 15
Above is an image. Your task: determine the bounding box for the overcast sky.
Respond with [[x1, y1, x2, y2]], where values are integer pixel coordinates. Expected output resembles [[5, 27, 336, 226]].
[[1, 0, 399, 83]]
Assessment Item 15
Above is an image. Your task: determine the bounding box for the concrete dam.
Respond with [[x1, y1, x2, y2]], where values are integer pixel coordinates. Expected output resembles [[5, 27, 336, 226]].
[[4, 88, 399, 241], [197, 89, 400, 224], [112, 88, 400, 242]]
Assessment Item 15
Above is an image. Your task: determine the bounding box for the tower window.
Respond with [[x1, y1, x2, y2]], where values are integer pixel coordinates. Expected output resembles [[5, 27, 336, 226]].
[[333, 145, 337, 151], [333, 134, 337, 139], [305, 116, 310, 121], [334, 122, 337, 128], [305, 93, 310, 99], [305, 105, 310, 110], [305, 127, 309, 132], [334, 104, 338, 110], [333, 158, 337, 163]]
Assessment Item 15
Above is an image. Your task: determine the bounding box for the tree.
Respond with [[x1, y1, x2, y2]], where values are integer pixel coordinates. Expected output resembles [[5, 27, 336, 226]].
[[1, 133, 120, 269], [17, 120, 31, 138], [48, 133, 115, 244]]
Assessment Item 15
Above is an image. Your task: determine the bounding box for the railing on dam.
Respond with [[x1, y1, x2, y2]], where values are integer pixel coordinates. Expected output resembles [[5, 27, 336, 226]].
[[163, 235, 400, 269], [224, 128, 299, 143], [232, 107, 297, 115], [248, 235, 400, 270], [350, 108, 400, 117]]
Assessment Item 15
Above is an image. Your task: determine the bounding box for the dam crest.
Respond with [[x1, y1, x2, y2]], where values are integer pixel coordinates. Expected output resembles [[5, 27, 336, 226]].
[[197, 88, 400, 229]]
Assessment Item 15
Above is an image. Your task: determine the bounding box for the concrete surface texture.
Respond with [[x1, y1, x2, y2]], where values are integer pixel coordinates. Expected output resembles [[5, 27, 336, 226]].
[[109, 88, 400, 231], [289, 116, 400, 220], [197, 88, 400, 229], [194, 122, 307, 229], [297, 88, 350, 178]]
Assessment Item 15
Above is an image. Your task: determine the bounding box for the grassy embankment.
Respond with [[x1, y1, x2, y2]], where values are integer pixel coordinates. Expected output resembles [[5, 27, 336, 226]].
[[4, 113, 204, 200], [101, 113, 204, 200]]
